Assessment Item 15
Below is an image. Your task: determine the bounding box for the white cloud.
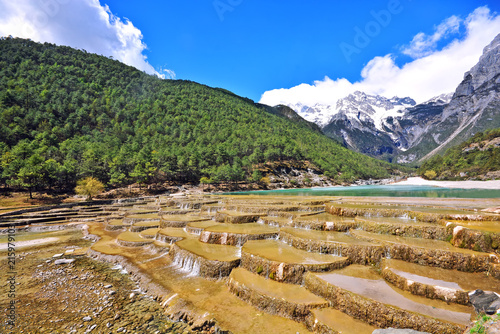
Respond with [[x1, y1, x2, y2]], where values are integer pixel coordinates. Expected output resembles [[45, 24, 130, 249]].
[[0, 0, 174, 79], [260, 6, 500, 107], [402, 15, 461, 58]]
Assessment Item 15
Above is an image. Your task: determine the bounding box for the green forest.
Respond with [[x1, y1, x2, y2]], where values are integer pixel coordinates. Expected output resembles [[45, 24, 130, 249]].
[[418, 128, 500, 180], [0, 37, 399, 193]]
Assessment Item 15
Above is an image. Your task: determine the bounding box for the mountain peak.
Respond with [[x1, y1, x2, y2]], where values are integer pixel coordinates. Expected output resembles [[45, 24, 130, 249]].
[[422, 93, 454, 105], [453, 33, 500, 98]]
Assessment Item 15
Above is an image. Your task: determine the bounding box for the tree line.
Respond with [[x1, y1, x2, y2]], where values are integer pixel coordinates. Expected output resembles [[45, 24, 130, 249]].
[[0, 37, 398, 194]]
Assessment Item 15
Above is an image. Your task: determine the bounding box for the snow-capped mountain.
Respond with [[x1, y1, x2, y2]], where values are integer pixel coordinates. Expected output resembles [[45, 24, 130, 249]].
[[329, 92, 416, 131], [285, 91, 456, 161], [287, 92, 416, 128], [285, 92, 422, 160], [281, 33, 500, 163]]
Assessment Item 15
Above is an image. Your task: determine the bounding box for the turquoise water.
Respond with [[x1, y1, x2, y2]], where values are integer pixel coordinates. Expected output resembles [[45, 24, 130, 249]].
[[229, 185, 500, 198]]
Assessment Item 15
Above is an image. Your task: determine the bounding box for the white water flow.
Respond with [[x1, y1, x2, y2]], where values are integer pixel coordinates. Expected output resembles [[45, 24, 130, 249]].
[[172, 252, 201, 277]]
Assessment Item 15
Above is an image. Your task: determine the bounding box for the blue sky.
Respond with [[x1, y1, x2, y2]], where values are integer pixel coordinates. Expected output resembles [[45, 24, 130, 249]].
[[1, 0, 500, 104]]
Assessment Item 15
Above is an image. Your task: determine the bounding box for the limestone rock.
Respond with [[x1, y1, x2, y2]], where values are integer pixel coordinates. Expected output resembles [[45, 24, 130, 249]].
[[469, 290, 500, 315], [372, 329, 430, 334]]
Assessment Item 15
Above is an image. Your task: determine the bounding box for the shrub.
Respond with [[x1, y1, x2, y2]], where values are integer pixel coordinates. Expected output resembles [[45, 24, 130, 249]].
[[75, 177, 105, 201], [423, 170, 437, 180]]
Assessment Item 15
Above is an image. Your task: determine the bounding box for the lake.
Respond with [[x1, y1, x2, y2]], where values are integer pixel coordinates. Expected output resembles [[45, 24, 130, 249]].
[[229, 184, 500, 198]]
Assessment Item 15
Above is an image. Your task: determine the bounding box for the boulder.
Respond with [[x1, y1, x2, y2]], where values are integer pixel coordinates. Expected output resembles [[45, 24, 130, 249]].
[[469, 290, 500, 315]]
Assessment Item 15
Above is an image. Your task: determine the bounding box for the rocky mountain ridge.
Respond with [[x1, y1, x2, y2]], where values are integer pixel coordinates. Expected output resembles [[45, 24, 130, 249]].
[[416, 33, 500, 162], [284, 33, 500, 164]]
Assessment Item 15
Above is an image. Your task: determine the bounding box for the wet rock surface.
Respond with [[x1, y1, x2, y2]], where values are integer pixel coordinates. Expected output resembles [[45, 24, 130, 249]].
[[3, 194, 500, 333], [372, 329, 431, 334], [469, 290, 500, 315], [304, 272, 468, 334], [0, 248, 193, 334]]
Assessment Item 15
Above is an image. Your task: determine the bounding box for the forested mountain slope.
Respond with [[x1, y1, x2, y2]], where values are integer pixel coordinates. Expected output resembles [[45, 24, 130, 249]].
[[0, 37, 398, 192], [418, 128, 500, 180]]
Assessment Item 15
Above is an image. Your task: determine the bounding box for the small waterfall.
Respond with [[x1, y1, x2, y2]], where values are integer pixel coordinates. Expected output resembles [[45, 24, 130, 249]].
[[172, 252, 200, 276], [200, 231, 210, 243], [111, 264, 128, 275], [236, 236, 243, 247], [191, 228, 202, 236], [188, 260, 201, 277], [332, 245, 342, 257], [385, 249, 392, 259]]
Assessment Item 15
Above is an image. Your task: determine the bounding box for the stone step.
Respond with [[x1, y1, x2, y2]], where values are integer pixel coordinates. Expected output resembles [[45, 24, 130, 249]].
[[130, 220, 161, 232], [139, 228, 160, 239], [104, 219, 128, 231], [122, 214, 160, 225], [305, 308, 378, 334], [326, 203, 500, 222], [447, 219, 500, 233], [270, 210, 326, 220], [199, 223, 279, 246], [156, 228, 193, 244], [0, 211, 79, 222], [215, 211, 266, 224], [279, 227, 384, 265], [199, 204, 225, 214], [380, 258, 500, 304], [224, 204, 325, 215], [168, 239, 240, 279], [241, 240, 349, 284], [132, 204, 168, 211], [159, 208, 196, 215], [304, 265, 473, 334], [116, 231, 154, 247], [355, 216, 448, 240], [259, 216, 294, 228], [175, 200, 219, 210], [125, 209, 160, 215], [445, 220, 500, 253], [9, 216, 68, 225], [293, 212, 358, 231], [160, 215, 210, 228], [227, 267, 328, 322], [185, 220, 219, 235], [350, 229, 496, 273]]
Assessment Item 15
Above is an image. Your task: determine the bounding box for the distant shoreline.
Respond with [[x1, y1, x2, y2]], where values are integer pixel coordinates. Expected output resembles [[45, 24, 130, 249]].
[[392, 177, 500, 190]]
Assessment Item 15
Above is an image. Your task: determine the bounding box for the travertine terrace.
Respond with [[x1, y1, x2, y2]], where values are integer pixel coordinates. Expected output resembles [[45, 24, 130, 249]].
[[2, 194, 500, 333]]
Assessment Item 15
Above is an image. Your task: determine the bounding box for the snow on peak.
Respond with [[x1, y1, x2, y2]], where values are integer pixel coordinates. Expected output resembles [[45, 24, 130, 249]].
[[423, 93, 454, 105], [286, 92, 416, 131]]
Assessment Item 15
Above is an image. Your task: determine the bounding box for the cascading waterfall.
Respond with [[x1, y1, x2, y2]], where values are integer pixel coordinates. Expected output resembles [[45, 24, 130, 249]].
[[331, 245, 342, 257], [172, 252, 201, 276], [385, 249, 392, 259], [236, 235, 243, 247], [180, 203, 191, 210]]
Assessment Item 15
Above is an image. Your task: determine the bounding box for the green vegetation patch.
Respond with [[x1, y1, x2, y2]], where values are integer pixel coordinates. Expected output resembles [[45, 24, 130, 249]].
[[419, 128, 500, 180], [0, 37, 399, 195]]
